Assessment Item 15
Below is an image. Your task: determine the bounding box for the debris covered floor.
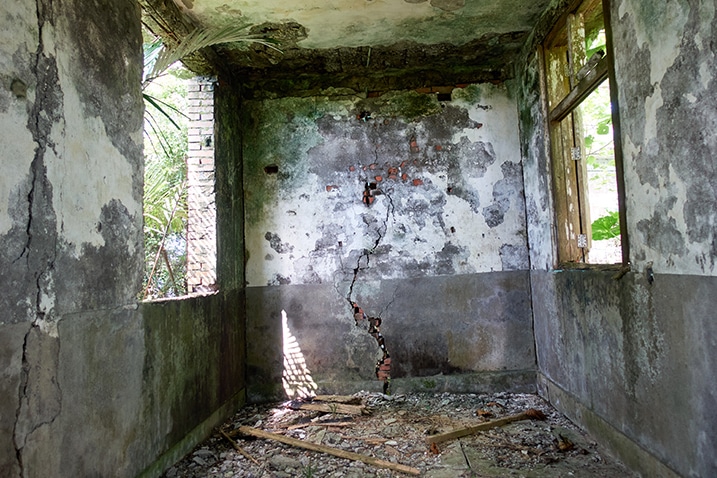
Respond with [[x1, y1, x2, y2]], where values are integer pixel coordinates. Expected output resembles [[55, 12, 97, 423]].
[[164, 392, 634, 477]]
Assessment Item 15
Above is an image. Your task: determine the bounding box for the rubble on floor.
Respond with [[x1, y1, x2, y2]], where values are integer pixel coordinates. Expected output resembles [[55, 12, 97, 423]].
[[164, 392, 635, 477]]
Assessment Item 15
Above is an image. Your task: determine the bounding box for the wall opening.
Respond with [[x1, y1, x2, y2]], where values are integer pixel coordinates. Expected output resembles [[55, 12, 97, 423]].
[[141, 30, 218, 299], [141, 35, 191, 299], [544, 0, 626, 265]]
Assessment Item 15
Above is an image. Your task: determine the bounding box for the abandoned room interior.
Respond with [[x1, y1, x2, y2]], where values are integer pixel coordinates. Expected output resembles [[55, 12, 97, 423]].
[[1, 0, 716, 476]]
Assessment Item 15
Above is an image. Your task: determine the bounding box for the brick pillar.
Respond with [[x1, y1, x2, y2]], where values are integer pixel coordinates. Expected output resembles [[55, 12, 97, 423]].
[[186, 77, 217, 293]]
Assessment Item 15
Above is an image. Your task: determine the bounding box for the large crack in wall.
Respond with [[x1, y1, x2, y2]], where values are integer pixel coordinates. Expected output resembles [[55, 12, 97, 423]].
[[345, 176, 396, 394], [13, 2, 64, 472]]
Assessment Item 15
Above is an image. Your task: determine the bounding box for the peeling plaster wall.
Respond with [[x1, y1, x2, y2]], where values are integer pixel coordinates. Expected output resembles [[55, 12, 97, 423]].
[[0, 2, 246, 477], [243, 84, 536, 401], [518, 1, 717, 477], [615, 0, 717, 276]]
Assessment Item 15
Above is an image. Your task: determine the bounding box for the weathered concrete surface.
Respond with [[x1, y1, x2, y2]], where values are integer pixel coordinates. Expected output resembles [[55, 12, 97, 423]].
[[0, 2, 247, 477], [139, 292, 245, 477], [246, 272, 535, 402], [214, 75, 246, 291], [177, 0, 553, 50], [614, 0, 717, 276], [1, 0, 144, 475], [532, 271, 717, 478], [243, 84, 527, 287], [242, 82, 533, 401], [517, 1, 717, 477]]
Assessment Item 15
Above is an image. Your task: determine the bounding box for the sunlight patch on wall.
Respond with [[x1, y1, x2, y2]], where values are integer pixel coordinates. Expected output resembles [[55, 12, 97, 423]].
[[282, 309, 317, 398]]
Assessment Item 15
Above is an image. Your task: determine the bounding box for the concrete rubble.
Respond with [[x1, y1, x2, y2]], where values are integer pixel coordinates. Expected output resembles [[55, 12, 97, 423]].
[[163, 392, 634, 477]]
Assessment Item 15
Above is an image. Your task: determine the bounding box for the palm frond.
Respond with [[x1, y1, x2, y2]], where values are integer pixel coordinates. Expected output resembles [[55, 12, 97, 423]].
[[150, 24, 282, 79], [144, 93, 184, 130]]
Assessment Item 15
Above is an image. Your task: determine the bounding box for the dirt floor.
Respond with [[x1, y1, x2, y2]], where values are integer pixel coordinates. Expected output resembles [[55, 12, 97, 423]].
[[163, 392, 635, 477]]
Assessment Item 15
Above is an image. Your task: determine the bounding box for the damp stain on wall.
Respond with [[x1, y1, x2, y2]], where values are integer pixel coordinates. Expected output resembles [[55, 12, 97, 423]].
[[243, 83, 528, 288]]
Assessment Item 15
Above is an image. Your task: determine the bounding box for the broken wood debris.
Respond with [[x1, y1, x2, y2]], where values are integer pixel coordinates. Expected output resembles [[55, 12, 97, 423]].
[[288, 401, 368, 415], [425, 408, 547, 445], [287, 420, 355, 430], [312, 394, 364, 405], [234, 425, 421, 476]]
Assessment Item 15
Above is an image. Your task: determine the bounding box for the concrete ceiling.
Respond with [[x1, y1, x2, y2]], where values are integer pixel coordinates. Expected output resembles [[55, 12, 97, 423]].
[[141, 0, 557, 95]]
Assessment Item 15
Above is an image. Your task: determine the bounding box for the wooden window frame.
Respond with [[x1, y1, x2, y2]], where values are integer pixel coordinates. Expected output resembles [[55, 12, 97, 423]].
[[543, 0, 629, 267]]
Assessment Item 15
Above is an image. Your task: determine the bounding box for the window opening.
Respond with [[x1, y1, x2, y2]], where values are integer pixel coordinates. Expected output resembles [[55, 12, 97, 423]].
[[544, 0, 625, 265], [141, 29, 218, 299]]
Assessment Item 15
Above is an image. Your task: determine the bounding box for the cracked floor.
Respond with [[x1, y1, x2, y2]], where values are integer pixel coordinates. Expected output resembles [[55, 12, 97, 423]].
[[163, 392, 635, 477]]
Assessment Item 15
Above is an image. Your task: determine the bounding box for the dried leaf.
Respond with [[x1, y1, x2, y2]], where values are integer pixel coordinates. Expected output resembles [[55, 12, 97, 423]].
[[525, 408, 547, 420]]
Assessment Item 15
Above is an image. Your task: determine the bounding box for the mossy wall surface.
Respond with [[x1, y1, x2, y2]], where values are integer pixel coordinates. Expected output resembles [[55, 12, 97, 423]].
[[242, 84, 536, 402], [517, 1, 717, 476]]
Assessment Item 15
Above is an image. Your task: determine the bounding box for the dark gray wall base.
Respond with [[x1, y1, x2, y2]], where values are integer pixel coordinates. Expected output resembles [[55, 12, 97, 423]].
[[538, 374, 679, 478], [139, 389, 245, 478], [310, 369, 537, 396]]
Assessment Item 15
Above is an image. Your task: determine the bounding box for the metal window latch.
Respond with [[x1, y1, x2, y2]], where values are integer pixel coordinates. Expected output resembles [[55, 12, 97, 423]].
[[571, 147, 581, 161], [577, 234, 588, 248]]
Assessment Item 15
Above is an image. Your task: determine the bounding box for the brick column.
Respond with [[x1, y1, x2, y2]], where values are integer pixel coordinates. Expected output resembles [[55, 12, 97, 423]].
[[186, 77, 217, 293]]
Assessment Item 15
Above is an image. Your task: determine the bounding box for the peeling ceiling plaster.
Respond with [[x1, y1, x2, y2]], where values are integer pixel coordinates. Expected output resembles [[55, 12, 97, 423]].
[[143, 0, 557, 93], [172, 0, 552, 49]]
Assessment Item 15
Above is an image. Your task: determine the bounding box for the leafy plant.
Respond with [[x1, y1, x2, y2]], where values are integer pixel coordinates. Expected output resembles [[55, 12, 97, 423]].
[[146, 24, 281, 83], [140, 24, 281, 298], [142, 65, 189, 299], [591, 211, 621, 240], [301, 461, 317, 478]]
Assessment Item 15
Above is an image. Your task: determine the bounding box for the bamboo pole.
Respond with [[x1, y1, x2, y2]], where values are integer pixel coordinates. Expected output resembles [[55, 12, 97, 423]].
[[236, 426, 420, 476], [425, 409, 546, 445]]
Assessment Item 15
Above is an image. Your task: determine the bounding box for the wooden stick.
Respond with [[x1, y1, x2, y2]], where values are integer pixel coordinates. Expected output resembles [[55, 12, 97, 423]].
[[425, 409, 546, 445], [237, 426, 420, 476], [293, 402, 367, 415], [287, 421, 354, 430], [313, 394, 364, 405], [220, 430, 261, 466]]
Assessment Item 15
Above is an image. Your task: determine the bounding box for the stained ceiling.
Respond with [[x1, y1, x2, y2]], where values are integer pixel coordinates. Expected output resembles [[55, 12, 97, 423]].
[[141, 0, 557, 95]]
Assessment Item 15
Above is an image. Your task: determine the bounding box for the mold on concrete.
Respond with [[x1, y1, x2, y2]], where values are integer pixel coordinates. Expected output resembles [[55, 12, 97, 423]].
[[2, 2, 247, 477], [244, 84, 527, 287], [518, 2, 717, 476], [614, 0, 717, 275], [246, 272, 535, 403]]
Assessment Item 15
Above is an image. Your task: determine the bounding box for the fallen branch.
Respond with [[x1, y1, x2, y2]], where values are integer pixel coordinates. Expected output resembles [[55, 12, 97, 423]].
[[236, 425, 420, 476], [287, 421, 354, 431], [220, 430, 261, 466], [425, 409, 546, 445], [313, 394, 364, 405], [292, 402, 367, 416]]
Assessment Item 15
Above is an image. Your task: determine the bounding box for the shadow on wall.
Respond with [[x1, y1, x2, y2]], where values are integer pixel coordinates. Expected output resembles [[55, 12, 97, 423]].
[[282, 309, 317, 398]]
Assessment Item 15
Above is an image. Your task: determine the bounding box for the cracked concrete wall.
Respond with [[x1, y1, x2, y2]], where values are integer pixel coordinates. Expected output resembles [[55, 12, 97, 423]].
[[243, 84, 536, 401], [0, 2, 246, 477], [517, 1, 717, 476], [1, 0, 144, 475]]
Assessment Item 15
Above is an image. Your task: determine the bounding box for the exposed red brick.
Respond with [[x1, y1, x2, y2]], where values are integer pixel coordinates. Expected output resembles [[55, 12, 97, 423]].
[[409, 136, 419, 153], [349, 165, 356, 172], [435, 144, 442, 151], [388, 175, 397, 181], [413, 178, 424, 186], [326, 185, 339, 192], [369, 163, 378, 170], [401, 173, 408, 181], [375, 175, 383, 182], [388, 167, 398, 175]]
